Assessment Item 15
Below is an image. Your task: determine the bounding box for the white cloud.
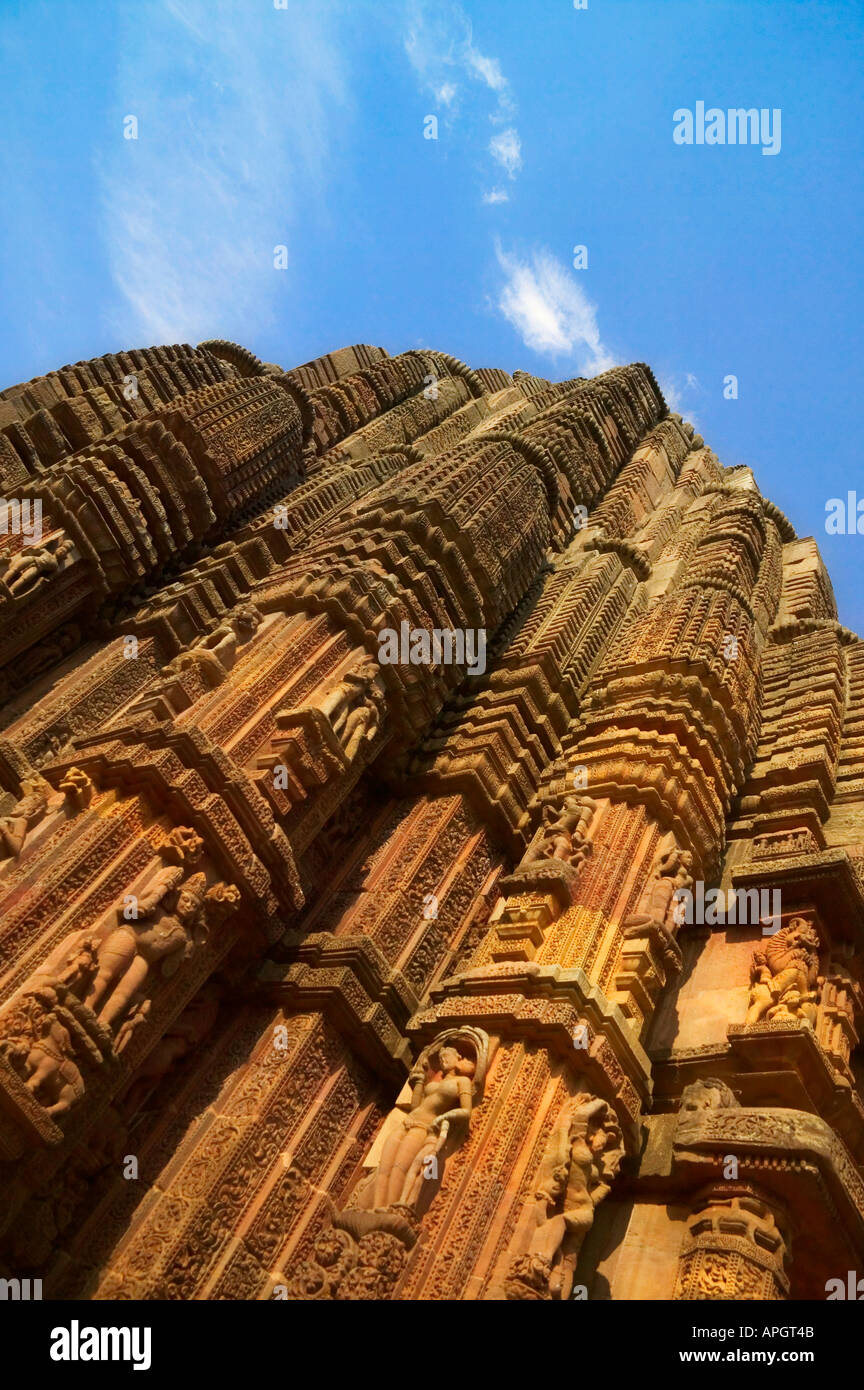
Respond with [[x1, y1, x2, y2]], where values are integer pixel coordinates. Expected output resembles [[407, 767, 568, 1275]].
[[495, 244, 617, 373], [405, 0, 520, 192], [483, 188, 509, 205], [466, 50, 507, 94], [659, 373, 700, 430], [99, 0, 348, 345], [489, 128, 522, 178]]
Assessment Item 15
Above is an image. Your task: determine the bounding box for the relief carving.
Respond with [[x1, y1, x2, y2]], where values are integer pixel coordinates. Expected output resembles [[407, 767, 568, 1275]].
[[0, 776, 52, 863], [284, 1028, 489, 1300], [0, 825, 239, 1130], [0, 536, 75, 598], [745, 917, 822, 1026], [505, 1093, 623, 1300], [0, 985, 113, 1117], [522, 795, 596, 869], [680, 1076, 739, 1111], [627, 844, 694, 932], [319, 658, 386, 763]]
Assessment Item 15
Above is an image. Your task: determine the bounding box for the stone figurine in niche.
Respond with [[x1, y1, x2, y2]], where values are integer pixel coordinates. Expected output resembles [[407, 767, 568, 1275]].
[[507, 1093, 623, 1300], [356, 1027, 489, 1217], [84, 871, 212, 1031], [523, 795, 596, 868], [320, 659, 386, 762], [1, 536, 75, 596], [193, 603, 263, 672]]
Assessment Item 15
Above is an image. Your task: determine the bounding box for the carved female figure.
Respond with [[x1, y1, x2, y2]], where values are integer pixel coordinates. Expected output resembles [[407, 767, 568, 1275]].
[[85, 871, 208, 1031], [523, 1093, 623, 1300], [363, 1028, 489, 1213]]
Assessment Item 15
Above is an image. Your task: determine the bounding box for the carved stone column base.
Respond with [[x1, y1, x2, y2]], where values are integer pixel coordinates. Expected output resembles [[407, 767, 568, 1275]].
[[674, 1183, 791, 1300]]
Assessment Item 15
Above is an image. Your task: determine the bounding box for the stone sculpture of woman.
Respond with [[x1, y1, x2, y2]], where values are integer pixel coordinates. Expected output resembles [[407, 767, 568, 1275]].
[[84, 870, 208, 1031], [509, 1092, 623, 1300], [360, 1027, 489, 1215], [629, 845, 694, 930]]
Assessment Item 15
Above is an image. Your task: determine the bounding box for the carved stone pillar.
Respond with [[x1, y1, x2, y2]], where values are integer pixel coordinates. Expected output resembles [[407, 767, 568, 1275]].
[[674, 1183, 791, 1300]]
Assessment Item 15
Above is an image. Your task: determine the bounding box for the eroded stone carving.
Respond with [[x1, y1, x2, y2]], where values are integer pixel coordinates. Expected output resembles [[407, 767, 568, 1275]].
[[627, 845, 694, 931], [680, 1077, 739, 1111], [0, 776, 51, 862], [745, 916, 822, 1026], [319, 658, 386, 762], [59, 765, 94, 811], [522, 795, 596, 868], [284, 1028, 489, 1300], [505, 1092, 623, 1300], [0, 985, 113, 1117], [1, 536, 75, 597]]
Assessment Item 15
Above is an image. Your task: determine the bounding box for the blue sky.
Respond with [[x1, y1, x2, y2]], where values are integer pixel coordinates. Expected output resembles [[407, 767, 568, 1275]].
[[1, 0, 862, 628]]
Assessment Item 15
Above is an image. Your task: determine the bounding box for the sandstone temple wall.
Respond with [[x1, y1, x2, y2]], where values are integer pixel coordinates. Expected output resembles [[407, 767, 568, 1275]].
[[0, 338, 861, 1301]]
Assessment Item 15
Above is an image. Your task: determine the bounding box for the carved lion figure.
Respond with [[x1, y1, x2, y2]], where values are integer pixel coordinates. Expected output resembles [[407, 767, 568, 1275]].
[[745, 917, 822, 1026]]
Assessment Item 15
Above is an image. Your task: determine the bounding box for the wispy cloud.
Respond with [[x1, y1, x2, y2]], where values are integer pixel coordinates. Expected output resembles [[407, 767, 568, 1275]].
[[659, 372, 701, 429], [495, 244, 617, 373], [99, 0, 348, 345], [405, 0, 520, 204], [483, 188, 509, 205], [489, 128, 522, 179]]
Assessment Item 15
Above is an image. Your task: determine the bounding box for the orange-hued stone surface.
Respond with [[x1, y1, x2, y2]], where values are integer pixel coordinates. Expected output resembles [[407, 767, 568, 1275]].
[[0, 339, 862, 1301]]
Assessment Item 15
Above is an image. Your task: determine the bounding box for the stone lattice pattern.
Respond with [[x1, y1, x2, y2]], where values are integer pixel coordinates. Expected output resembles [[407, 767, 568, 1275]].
[[0, 338, 863, 1302]]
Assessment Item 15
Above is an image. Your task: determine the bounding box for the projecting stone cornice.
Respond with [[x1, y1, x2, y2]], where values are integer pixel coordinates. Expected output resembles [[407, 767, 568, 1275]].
[[670, 1107, 864, 1268], [256, 931, 419, 1083], [731, 846, 864, 947], [410, 958, 653, 1138]]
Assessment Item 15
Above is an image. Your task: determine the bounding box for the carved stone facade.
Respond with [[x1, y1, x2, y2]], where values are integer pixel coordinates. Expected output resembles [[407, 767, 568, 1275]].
[[1, 338, 863, 1301]]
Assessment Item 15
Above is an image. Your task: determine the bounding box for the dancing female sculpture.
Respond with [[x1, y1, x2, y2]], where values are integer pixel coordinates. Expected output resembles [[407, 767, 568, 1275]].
[[358, 1027, 489, 1216]]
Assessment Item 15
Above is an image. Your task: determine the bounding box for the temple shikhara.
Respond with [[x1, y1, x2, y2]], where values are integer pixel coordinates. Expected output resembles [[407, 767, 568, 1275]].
[[2, 337, 864, 1302]]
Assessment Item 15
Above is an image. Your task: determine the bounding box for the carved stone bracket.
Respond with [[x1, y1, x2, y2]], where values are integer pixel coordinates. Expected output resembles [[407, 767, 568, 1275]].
[[256, 932, 419, 1083]]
